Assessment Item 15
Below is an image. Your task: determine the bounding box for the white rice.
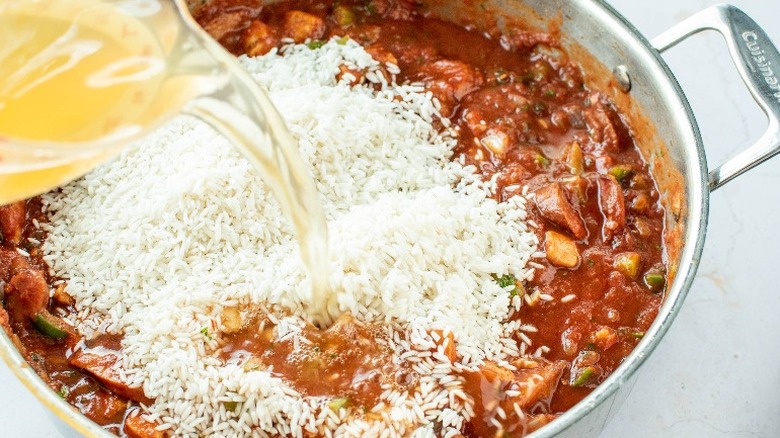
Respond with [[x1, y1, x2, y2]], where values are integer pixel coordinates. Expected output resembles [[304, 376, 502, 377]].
[[40, 38, 541, 437]]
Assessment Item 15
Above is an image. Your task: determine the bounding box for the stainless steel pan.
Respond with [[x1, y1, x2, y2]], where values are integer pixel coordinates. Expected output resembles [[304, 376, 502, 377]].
[[2, 1, 778, 437]]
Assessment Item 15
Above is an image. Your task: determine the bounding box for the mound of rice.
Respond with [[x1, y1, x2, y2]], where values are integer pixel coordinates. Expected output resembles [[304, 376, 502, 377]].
[[40, 38, 541, 437]]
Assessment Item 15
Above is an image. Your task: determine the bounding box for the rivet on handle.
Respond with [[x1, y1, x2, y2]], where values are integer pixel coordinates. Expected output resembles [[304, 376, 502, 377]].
[[613, 65, 632, 93]]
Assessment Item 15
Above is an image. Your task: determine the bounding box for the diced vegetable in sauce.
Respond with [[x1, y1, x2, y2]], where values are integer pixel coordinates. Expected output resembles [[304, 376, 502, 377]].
[[221, 307, 243, 334], [608, 165, 633, 184], [614, 252, 642, 280], [565, 142, 584, 175], [644, 269, 666, 293], [333, 5, 355, 26], [32, 310, 70, 339], [223, 401, 239, 412], [328, 397, 350, 412], [571, 366, 596, 387]]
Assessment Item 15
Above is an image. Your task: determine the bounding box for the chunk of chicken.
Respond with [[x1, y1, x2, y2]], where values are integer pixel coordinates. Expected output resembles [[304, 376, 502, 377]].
[[365, 44, 398, 68], [221, 306, 243, 334], [480, 360, 516, 383], [6, 268, 48, 320], [242, 20, 278, 57], [430, 329, 457, 362], [459, 83, 543, 145], [282, 10, 326, 43], [336, 65, 365, 86], [526, 414, 558, 433], [0, 202, 26, 245], [464, 359, 566, 436], [365, 44, 398, 82], [592, 326, 618, 351], [77, 390, 129, 428], [508, 360, 567, 410], [202, 12, 246, 42], [533, 183, 587, 240], [418, 60, 484, 116], [326, 312, 365, 337], [584, 94, 633, 153], [544, 231, 580, 268], [124, 410, 165, 438], [597, 175, 627, 239]]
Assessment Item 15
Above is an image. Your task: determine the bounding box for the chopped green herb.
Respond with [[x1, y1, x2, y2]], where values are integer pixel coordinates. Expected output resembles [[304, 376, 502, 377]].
[[631, 331, 645, 339], [336, 36, 350, 45], [328, 397, 350, 412], [200, 327, 212, 340], [306, 40, 326, 50], [495, 274, 516, 289], [572, 366, 596, 387], [223, 401, 239, 412], [329, 353, 337, 359], [544, 89, 556, 97], [58, 385, 69, 399], [494, 274, 522, 296]]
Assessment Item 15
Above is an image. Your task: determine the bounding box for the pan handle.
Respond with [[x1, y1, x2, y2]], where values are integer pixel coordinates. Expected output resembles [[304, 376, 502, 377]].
[[651, 4, 780, 192]]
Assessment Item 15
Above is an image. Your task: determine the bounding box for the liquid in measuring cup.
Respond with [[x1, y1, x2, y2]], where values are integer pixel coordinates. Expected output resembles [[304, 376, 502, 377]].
[[1, 1, 165, 142], [0, 0, 194, 203], [0, 0, 333, 322]]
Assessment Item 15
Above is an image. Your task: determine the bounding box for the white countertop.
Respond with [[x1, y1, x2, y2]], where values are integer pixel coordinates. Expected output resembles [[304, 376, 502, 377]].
[[2, 1, 779, 436]]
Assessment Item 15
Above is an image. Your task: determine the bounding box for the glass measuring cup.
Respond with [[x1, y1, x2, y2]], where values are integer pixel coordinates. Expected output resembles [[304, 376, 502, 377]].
[[0, 0, 330, 312]]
